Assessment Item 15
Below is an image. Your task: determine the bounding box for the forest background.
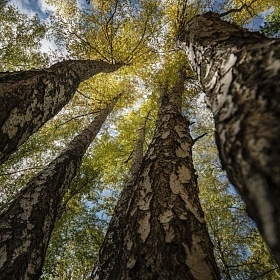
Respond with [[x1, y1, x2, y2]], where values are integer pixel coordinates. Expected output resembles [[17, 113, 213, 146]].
[[0, 0, 280, 279]]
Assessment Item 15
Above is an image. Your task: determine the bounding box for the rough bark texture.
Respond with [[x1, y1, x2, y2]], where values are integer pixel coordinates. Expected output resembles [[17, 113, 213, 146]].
[[0, 95, 119, 280], [92, 113, 148, 279], [0, 60, 122, 165], [178, 12, 280, 264], [92, 70, 220, 280]]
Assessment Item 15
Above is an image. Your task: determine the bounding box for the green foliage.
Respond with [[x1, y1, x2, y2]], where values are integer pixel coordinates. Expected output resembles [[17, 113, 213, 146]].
[[0, 4, 49, 71], [261, 6, 280, 37], [227, 0, 271, 24]]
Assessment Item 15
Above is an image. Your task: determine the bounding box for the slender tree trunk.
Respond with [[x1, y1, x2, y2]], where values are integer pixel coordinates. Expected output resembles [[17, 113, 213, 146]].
[[92, 70, 220, 280], [0, 60, 122, 165], [0, 95, 120, 280], [177, 12, 280, 265], [91, 112, 149, 279]]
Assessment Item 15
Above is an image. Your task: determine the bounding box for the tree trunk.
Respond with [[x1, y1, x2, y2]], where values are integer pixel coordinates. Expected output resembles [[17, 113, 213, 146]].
[[92, 70, 220, 280], [0, 60, 122, 165], [0, 95, 120, 280], [177, 12, 280, 265], [91, 112, 149, 279]]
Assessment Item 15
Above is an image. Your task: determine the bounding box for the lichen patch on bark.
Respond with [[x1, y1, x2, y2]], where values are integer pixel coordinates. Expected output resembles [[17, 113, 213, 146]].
[[137, 212, 151, 242], [137, 168, 152, 211], [174, 124, 188, 138], [161, 131, 170, 139], [176, 142, 191, 158], [169, 166, 191, 194], [183, 234, 213, 279], [159, 210, 175, 242], [170, 168, 204, 224], [126, 257, 136, 269], [126, 239, 133, 251], [0, 245, 7, 268]]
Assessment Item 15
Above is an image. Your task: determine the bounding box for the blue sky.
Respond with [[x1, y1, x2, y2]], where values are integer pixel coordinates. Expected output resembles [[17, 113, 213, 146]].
[[9, 0, 54, 18]]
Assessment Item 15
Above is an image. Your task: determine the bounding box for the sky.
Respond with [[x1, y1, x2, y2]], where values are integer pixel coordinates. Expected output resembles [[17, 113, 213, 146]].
[[9, 0, 55, 18]]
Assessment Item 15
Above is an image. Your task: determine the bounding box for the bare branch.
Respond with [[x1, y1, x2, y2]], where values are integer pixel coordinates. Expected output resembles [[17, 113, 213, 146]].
[[69, 30, 110, 62], [193, 132, 207, 143], [252, 267, 279, 279], [104, 0, 120, 63], [0, 166, 43, 176], [76, 89, 94, 100], [55, 111, 99, 130], [123, 15, 150, 63]]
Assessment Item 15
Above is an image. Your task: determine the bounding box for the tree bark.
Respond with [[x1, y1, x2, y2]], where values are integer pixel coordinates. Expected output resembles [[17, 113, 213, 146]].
[[0, 60, 122, 165], [177, 12, 280, 265], [92, 70, 220, 280], [0, 95, 120, 280], [91, 112, 149, 279]]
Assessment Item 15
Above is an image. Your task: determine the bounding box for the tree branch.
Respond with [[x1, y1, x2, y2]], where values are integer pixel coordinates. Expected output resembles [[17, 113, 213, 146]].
[[220, 0, 258, 17], [193, 132, 207, 143], [252, 267, 279, 279]]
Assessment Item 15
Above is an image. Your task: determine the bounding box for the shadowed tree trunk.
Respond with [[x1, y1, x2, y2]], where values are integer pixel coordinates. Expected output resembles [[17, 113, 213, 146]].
[[91, 112, 149, 279], [0, 60, 122, 165], [0, 95, 120, 280], [92, 70, 220, 279], [177, 12, 280, 265]]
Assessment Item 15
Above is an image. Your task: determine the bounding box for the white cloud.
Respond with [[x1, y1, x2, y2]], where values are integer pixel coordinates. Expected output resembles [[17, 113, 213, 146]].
[[38, 0, 56, 13], [40, 37, 56, 53], [9, 0, 36, 17], [9, 0, 56, 18]]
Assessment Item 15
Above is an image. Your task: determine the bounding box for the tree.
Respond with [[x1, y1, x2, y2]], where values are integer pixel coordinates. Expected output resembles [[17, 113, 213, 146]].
[[0, 94, 120, 279], [192, 125, 280, 279], [179, 82, 280, 279], [92, 69, 220, 279], [0, 60, 122, 165], [177, 11, 280, 266]]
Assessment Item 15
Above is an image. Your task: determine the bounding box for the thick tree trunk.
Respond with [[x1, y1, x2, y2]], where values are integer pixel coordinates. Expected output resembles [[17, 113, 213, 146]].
[[92, 70, 220, 280], [0, 95, 120, 280], [177, 12, 280, 265], [0, 60, 122, 165]]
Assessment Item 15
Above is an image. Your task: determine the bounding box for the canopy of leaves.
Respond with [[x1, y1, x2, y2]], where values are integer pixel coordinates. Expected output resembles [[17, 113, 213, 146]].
[[48, 0, 163, 66], [0, 4, 49, 71]]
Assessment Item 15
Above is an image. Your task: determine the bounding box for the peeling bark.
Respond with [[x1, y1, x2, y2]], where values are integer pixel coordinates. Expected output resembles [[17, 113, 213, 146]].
[[92, 113, 149, 279], [0, 95, 120, 280], [92, 71, 220, 280], [0, 60, 122, 165], [178, 12, 280, 265]]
